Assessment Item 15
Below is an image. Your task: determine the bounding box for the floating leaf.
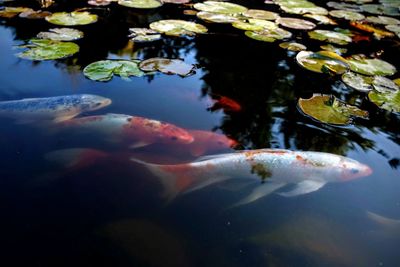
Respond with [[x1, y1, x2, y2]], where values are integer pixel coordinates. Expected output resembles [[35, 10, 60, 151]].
[[303, 14, 337, 25], [275, 0, 328, 15], [385, 24, 400, 38], [45, 12, 98, 26], [0, 7, 32, 18], [232, 19, 276, 31], [242, 9, 279, 20], [341, 72, 374, 92], [19, 9, 51, 19], [298, 94, 368, 125], [361, 4, 400, 16], [118, 0, 162, 9], [372, 76, 399, 92], [37, 28, 84, 41], [393, 78, 400, 86], [368, 83, 400, 113], [139, 58, 195, 76], [149, 19, 207, 36], [276, 17, 316, 30], [128, 28, 161, 42], [329, 10, 365, 21], [279, 42, 307, 51], [193, 1, 247, 14], [327, 2, 361, 12], [379, 0, 400, 7], [366, 16, 400, 25], [308, 30, 352, 45], [346, 57, 397, 76], [296, 51, 349, 74], [83, 60, 145, 81], [16, 39, 79, 60], [197, 11, 239, 23], [320, 44, 347, 55], [245, 27, 292, 42]]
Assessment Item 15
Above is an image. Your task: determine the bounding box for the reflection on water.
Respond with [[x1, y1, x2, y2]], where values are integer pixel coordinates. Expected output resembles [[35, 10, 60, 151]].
[[0, 0, 399, 266]]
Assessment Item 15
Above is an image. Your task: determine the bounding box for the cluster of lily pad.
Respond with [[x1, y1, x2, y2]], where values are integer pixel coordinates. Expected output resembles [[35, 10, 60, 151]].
[[2, 0, 399, 122]]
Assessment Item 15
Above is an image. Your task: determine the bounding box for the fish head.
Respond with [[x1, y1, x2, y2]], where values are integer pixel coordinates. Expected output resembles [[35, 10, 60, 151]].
[[80, 94, 112, 111], [339, 158, 372, 181]]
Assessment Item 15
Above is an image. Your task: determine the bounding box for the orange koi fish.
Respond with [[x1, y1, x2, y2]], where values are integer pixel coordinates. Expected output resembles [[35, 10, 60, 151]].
[[208, 95, 242, 112]]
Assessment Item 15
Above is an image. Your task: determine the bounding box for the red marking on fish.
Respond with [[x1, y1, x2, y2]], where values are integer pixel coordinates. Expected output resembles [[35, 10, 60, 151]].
[[209, 95, 242, 112]]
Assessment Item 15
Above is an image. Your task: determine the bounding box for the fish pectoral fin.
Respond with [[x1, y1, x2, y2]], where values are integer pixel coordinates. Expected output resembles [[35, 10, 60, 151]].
[[53, 114, 77, 123], [229, 182, 287, 208], [129, 141, 153, 149], [278, 180, 326, 197]]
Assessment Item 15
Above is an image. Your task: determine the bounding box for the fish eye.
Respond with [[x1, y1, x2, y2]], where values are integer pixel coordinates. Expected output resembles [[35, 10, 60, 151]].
[[350, 168, 359, 174], [94, 102, 102, 107], [127, 118, 132, 122]]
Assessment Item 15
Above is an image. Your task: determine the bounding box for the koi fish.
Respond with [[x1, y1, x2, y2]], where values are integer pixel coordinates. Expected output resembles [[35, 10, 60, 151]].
[[0, 94, 111, 123], [45, 148, 109, 171], [208, 95, 242, 112], [58, 113, 194, 148], [131, 149, 372, 204]]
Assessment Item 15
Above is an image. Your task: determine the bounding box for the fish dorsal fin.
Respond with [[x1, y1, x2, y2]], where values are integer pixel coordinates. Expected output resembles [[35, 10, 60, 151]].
[[194, 153, 236, 162]]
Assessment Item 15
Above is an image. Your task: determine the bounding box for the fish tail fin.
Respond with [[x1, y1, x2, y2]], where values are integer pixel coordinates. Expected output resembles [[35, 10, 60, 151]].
[[367, 211, 400, 229]]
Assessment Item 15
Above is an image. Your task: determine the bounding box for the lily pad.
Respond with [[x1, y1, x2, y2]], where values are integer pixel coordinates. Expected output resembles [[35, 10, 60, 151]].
[[242, 9, 279, 20], [193, 1, 247, 14], [45, 12, 98, 26], [245, 27, 292, 42], [196, 11, 239, 24], [308, 30, 352, 45], [296, 50, 349, 74], [276, 17, 316, 30], [346, 57, 397, 76], [275, 0, 328, 15], [139, 58, 195, 76], [320, 44, 347, 54], [149, 19, 207, 36], [303, 14, 337, 25], [298, 94, 368, 125], [83, 60, 145, 81], [393, 78, 400, 86], [329, 10, 365, 21], [0, 7, 32, 18], [118, 0, 162, 9], [372, 76, 399, 92], [37, 28, 84, 41], [232, 19, 276, 31], [279, 42, 307, 51], [368, 83, 400, 113], [19, 9, 51, 19], [88, 0, 114, 6], [162, 0, 190, 4], [327, 2, 361, 12], [361, 4, 400, 16], [341, 72, 374, 92], [366, 16, 400, 25], [128, 28, 161, 42], [16, 39, 79, 60], [385, 24, 400, 38]]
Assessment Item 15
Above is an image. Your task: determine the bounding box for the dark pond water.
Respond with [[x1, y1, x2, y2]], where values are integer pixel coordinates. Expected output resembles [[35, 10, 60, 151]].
[[0, 0, 400, 266]]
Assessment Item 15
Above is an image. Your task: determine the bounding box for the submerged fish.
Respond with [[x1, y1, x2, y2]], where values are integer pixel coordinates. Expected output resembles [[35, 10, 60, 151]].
[[208, 95, 242, 113], [58, 113, 194, 148], [131, 149, 372, 204], [0, 94, 111, 123]]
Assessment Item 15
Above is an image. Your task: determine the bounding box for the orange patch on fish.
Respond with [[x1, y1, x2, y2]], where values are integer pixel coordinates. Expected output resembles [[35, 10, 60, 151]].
[[209, 95, 242, 113], [350, 22, 394, 38]]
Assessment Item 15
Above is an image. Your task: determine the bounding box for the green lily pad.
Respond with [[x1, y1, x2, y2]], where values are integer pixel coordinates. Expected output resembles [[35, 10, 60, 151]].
[[279, 42, 307, 51], [16, 39, 79, 60], [379, 0, 400, 7], [275, 0, 328, 15], [368, 84, 400, 113], [245, 27, 292, 42], [139, 58, 195, 76], [276, 17, 316, 30], [303, 14, 337, 25], [296, 50, 349, 74], [37, 28, 84, 41], [242, 9, 279, 20], [149, 19, 207, 36], [118, 0, 162, 9], [298, 94, 368, 125], [232, 19, 276, 31], [320, 44, 347, 55], [19, 9, 51, 19], [366, 16, 400, 25], [83, 60, 145, 81], [342, 0, 372, 3], [193, 1, 247, 14], [385, 24, 400, 38], [341, 72, 374, 92], [0, 7, 32, 18], [327, 2, 361, 12], [45, 12, 98, 26], [361, 4, 400, 16], [346, 57, 397, 76], [162, 0, 190, 4], [372, 76, 399, 92], [196, 11, 239, 23], [329, 10, 365, 21], [128, 28, 161, 42], [308, 30, 352, 45]]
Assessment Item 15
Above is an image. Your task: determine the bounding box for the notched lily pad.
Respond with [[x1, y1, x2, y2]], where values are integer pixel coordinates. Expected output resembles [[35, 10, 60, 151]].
[[118, 0, 163, 9], [341, 72, 374, 92], [296, 50, 349, 74], [0, 7, 32, 18], [242, 9, 279, 20], [329, 10, 365, 21], [196, 11, 239, 23], [37, 28, 84, 41], [149, 19, 207, 36], [298, 94, 368, 125], [276, 17, 316, 30], [16, 39, 79, 60], [128, 28, 161, 42], [346, 56, 397, 76], [279, 42, 307, 51], [139, 58, 196, 76], [308, 30, 352, 45], [83, 60, 145, 81], [45, 12, 98, 26], [245, 27, 292, 42], [368, 82, 400, 113], [193, 1, 247, 14]]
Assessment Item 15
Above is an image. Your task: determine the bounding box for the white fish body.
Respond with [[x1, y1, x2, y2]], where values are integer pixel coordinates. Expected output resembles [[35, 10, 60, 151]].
[[131, 149, 372, 205]]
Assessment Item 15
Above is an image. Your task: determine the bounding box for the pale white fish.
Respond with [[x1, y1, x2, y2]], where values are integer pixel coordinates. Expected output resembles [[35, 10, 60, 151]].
[[131, 149, 372, 205]]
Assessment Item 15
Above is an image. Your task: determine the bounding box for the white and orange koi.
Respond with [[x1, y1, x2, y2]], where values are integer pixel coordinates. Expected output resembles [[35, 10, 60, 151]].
[[57, 113, 194, 148], [131, 149, 372, 205]]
